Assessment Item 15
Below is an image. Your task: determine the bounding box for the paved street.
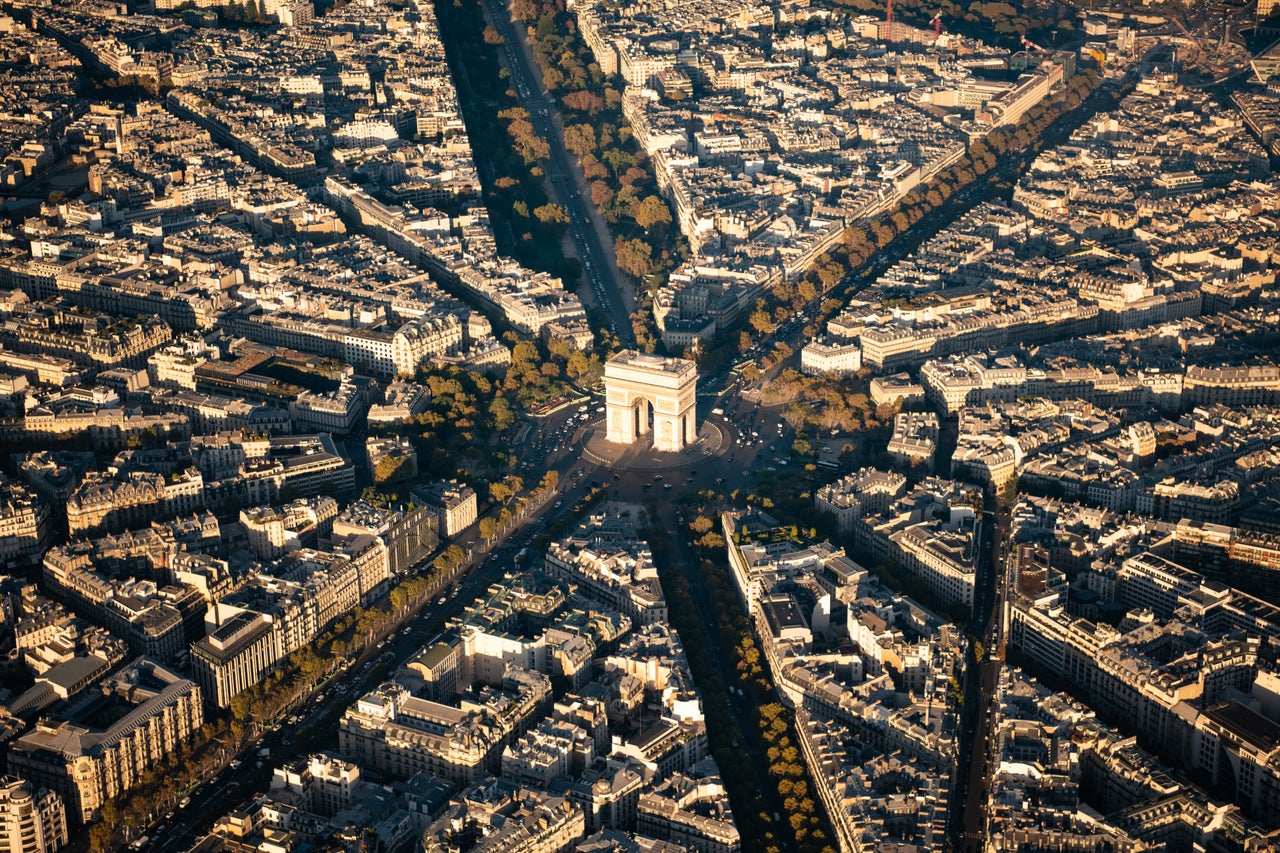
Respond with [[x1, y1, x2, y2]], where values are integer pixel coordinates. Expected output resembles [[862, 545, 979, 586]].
[[143, 369, 804, 850], [481, 0, 636, 345]]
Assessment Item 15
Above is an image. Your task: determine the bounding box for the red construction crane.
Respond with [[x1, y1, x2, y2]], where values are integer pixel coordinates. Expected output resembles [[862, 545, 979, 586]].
[[886, 0, 893, 43], [932, 11, 942, 42], [1021, 35, 1047, 53]]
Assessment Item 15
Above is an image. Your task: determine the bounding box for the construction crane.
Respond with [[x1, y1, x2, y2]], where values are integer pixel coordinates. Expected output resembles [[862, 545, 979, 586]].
[[1021, 35, 1047, 53], [886, 0, 893, 43], [932, 11, 943, 43]]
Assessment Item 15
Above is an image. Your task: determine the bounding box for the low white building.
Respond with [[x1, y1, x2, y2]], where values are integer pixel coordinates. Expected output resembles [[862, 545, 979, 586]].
[[801, 338, 862, 376]]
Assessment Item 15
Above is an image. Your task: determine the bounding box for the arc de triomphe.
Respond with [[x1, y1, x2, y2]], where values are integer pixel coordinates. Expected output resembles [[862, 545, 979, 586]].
[[604, 351, 698, 453]]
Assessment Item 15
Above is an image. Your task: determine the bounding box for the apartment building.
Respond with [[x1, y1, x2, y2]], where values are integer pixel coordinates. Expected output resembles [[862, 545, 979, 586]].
[[7, 658, 203, 825], [0, 777, 67, 853]]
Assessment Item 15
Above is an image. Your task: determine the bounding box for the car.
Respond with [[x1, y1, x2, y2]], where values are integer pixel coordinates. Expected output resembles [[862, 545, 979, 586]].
[[663, 483, 672, 490], [437, 596, 447, 605]]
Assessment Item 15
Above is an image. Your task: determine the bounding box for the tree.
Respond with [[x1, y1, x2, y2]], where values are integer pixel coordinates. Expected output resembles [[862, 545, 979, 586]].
[[534, 203, 570, 224], [565, 350, 592, 380], [479, 516, 498, 542], [620, 166, 650, 187], [614, 238, 654, 278], [749, 308, 775, 335], [489, 396, 515, 431], [589, 180, 614, 209], [373, 454, 412, 484], [483, 26, 504, 45], [563, 90, 604, 114], [603, 149, 635, 176], [633, 195, 672, 230], [489, 481, 513, 505], [563, 123, 597, 157]]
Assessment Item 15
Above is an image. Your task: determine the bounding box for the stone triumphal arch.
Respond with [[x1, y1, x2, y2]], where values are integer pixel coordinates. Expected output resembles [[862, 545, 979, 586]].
[[604, 351, 698, 453]]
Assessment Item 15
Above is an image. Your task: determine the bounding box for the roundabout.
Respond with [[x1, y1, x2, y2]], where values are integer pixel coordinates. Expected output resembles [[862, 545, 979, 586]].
[[580, 415, 728, 472]]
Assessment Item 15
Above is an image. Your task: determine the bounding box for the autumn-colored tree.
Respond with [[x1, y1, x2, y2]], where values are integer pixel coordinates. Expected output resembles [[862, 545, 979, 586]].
[[614, 237, 654, 278], [562, 89, 604, 114], [581, 155, 609, 181], [589, 180, 614, 208], [634, 195, 672, 230], [614, 184, 641, 214], [563, 123, 596, 157], [534, 203, 569, 224], [749, 308, 775, 335], [809, 264, 834, 292], [620, 165, 649, 187]]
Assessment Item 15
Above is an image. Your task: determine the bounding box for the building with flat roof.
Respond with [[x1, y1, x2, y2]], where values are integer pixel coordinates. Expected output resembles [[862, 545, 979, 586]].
[[190, 609, 282, 708]]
